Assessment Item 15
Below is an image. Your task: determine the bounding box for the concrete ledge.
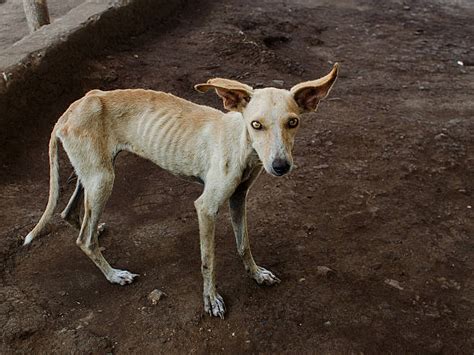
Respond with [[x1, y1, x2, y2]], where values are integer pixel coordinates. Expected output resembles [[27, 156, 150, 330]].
[[0, 0, 184, 122]]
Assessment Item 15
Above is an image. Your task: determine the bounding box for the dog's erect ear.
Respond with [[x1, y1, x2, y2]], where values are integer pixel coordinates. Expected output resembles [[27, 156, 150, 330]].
[[194, 78, 253, 112], [290, 63, 339, 112]]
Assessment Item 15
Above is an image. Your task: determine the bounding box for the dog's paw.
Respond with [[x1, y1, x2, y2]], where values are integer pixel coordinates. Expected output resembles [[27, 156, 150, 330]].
[[252, 266, 281, 286], [204, 293, 226, 318], [107, 269, 139, 285]]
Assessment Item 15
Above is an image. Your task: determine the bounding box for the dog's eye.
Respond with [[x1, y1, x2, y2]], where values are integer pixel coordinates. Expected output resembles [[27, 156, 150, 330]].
[[288, 117, 299, 128], [251, 121, 263, 130]]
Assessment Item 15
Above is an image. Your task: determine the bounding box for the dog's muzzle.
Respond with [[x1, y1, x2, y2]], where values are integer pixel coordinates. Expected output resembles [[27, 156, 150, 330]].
[[271, 158, 291, 176]]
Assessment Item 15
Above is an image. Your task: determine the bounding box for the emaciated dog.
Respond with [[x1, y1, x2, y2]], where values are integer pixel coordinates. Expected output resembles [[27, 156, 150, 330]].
[[24, 64, 339, 318]]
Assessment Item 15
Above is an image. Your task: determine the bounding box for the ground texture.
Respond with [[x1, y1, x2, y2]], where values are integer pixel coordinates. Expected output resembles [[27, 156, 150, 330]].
[[1, 0, 473, 353], [0, 0, 84, 51]]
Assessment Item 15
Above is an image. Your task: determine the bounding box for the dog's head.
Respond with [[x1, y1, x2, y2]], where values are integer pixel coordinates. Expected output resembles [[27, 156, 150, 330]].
[[195, 63, 339, 176]]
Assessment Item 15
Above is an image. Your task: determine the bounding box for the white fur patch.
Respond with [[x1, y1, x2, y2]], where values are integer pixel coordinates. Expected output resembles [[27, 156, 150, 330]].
[[23, 233, 34, 245]]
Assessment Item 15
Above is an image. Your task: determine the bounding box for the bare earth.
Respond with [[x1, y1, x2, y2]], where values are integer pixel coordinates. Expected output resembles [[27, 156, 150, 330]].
[[1, 0, 473, 353], [0, 0, 84, 52]]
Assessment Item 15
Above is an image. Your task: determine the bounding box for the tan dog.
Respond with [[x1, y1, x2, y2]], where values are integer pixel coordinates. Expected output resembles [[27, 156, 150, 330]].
[[24, 63, 339, 318]]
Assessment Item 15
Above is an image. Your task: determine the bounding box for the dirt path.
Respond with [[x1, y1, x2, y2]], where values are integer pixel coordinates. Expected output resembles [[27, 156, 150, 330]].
[[1, 0, 473, 353]]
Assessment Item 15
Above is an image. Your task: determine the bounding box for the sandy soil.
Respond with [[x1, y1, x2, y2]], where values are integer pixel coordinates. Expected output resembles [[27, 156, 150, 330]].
[[1, 0, 473, 353]]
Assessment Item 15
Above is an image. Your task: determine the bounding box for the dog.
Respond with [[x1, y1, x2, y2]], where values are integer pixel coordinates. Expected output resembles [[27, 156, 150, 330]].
[[24, 63, 339, 318]]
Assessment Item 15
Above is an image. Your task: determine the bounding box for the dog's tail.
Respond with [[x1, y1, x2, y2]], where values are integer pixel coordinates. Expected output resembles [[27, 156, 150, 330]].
[[24, 130, 60, 245]]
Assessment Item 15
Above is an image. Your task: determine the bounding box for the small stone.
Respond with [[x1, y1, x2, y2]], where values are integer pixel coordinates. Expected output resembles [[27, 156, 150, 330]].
[[384, 278, 404, 290], [314, 164, 329, 169], [323, 320, 331, 326], [316, 266, 335, 276], [272, 80, 285, 87], [298, 277, 306, 282], [434, 133, 447, 140], [148, 289, 167, 305]]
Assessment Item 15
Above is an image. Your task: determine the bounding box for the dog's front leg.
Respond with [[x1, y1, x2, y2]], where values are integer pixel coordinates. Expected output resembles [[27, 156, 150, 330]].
[[195, 191, 226, 318], [229, 184, 281, 286]]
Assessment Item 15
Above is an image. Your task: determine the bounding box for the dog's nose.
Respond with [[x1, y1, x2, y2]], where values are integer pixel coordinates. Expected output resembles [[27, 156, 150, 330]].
[[272, 159, 291, 176]]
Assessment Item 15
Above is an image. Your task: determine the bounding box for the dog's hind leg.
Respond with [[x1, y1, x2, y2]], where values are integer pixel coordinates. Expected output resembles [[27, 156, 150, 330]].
[[61, 178, 106, 235], [229, 168, 280, 286], [61, 178, 83, 230], [76, 171, 138, 285]]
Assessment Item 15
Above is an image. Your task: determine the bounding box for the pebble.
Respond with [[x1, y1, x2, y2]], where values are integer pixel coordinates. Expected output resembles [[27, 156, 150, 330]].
[[316, 266, 335, 276], [384, 278, 404, 290], [148, 289, 167, 305]]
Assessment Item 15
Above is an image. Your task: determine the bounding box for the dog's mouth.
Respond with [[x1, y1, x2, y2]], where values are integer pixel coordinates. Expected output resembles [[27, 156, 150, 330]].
[[267, 165, 293, 177], [270, 169, 287, 177]]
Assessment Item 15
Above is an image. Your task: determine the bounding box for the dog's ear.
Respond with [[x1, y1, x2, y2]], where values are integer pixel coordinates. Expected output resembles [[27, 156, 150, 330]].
[[194, 78, 253, 112], [290, 63, 339, 112]]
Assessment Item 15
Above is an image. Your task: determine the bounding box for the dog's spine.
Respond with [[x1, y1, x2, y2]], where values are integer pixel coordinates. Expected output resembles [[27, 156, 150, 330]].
[[24, 130, 60, 245]]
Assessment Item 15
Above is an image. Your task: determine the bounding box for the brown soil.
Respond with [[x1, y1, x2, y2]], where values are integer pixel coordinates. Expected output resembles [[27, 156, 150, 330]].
[[1, 0, 473, 353]]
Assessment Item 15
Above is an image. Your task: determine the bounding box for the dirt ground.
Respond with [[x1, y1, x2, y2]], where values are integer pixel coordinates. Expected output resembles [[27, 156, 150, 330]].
[[1, 0, 473, 353], [0, 0, 85, 51]]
